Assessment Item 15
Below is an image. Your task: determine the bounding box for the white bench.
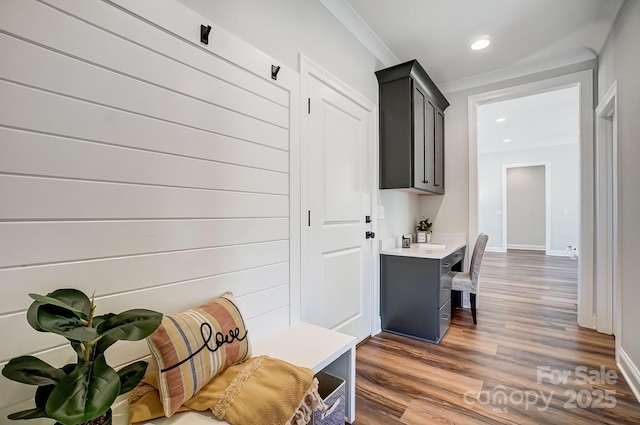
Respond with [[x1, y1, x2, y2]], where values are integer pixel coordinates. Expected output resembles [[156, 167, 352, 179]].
[[111, 322, 357, 424]]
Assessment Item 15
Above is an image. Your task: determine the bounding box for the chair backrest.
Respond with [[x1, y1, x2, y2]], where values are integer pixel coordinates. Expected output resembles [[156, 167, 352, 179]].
[[470, 233, 489, 284]]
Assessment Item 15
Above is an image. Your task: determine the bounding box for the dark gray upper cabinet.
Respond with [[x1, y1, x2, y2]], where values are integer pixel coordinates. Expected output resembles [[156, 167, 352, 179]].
[[376, 60, 449, 194]]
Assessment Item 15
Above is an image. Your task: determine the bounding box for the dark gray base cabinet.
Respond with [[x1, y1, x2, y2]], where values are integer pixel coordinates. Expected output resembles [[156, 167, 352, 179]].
[[380, 248, 464, 344]]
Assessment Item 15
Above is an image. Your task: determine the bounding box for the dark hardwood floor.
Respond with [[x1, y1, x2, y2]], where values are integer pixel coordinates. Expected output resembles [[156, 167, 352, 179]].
[[354, 250, 640, 424]]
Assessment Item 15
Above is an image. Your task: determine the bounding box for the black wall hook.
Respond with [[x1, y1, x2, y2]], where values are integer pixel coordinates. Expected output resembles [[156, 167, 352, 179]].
[[201, 25, 212, 45], [271, 65, 281, 80]]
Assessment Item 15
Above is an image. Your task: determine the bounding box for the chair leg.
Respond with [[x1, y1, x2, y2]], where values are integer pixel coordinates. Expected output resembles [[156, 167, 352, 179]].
[[470, 293, 477, 325]]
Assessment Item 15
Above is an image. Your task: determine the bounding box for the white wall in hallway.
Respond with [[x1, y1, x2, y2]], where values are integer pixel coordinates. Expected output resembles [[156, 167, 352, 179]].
[[377, 191, 420, 240], [598, 0, 640, 400], [478, 144, 579, 254]]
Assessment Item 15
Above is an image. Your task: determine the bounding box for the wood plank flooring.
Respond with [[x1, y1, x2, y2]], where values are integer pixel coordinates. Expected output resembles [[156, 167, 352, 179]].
[[354, 250, 640, 424]]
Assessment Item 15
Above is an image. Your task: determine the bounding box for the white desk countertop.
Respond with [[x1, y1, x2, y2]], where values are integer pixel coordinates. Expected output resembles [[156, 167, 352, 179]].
[[380, 233, 467, 260]]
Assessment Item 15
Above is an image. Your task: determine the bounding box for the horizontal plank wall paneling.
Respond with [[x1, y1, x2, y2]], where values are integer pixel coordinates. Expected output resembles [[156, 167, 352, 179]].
[[0, 36, 289, 149], [0, 0, 299, 411], [0, 175, 289, 219], [0, 83, 289, 172], [0, 241, 289, 314], [0, 218, 289, 268], [0, 1, 290, 122], [0, 128, 288, 194]]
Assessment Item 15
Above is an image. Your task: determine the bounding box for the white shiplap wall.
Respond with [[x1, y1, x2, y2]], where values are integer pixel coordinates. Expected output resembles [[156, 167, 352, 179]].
[[0, 0, 300, 411]]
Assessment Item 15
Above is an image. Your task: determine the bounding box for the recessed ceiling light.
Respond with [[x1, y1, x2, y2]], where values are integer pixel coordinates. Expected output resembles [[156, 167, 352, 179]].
[[503, 139, 511, 143], [496, 117, 506, 122], [471, 38, 491, 50]]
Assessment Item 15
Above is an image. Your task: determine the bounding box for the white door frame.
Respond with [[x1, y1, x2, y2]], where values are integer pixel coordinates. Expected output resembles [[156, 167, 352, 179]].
[[594, 81, 619, 337], [299, 54, 377, 337], [502, 162, 551, 254], [468, 69, 595, 329]]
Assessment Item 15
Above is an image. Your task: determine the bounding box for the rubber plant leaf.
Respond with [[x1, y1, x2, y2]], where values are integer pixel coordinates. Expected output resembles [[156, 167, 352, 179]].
[[27, 301, 45, 332], [36, 304, 97, 342], [7, 383, 55, 420], [92, 313, 116, 329], [96, 309, 162, 352], [29, 288, 91, 320], [88, 313, 116, 357], [7, 407, 48, 420], [117, 360, 148, 395], [45, 355, 120, 425], [2, 356, 65, 386]]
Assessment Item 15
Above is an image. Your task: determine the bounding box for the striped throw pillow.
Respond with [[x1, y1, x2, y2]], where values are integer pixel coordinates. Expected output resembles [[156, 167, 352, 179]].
[[147, 292, 252, 417]]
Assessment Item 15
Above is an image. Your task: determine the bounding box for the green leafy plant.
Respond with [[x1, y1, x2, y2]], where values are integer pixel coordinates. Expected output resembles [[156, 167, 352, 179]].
[[416, 217, 434, 233], [2, 289, 163, 425]]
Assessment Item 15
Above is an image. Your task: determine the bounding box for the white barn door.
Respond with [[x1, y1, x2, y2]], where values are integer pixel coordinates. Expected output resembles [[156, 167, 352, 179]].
[[301, 58, 375, 343]]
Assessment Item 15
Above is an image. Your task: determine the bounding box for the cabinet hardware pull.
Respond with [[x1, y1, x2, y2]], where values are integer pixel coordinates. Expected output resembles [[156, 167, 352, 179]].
[[442, 263, 451, 268]]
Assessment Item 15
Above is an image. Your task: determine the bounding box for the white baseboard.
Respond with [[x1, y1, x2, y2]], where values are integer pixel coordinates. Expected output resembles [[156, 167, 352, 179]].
[[485, 246, 507, 253], [618, 347, 640, 403], [507, 244, 546, 251], [373, 316, 382, 336], [547, 250, 572, 257]]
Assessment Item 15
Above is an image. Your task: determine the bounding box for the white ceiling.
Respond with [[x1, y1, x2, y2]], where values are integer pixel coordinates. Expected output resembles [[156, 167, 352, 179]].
[[342, 0, 623, 86], [477, 86, 580, 154]]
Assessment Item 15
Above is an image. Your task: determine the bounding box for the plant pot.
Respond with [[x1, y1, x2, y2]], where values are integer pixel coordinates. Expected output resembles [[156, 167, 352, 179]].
[[85, 409, 112, 425], [55, 409, 112, 425], [426, 233, 432, 243], [416, 231, 427, 243]]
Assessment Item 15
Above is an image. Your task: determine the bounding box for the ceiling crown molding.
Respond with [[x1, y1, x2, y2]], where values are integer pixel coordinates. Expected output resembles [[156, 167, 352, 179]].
[[438, 48, 597, 94], [317, 0, 398, 67]]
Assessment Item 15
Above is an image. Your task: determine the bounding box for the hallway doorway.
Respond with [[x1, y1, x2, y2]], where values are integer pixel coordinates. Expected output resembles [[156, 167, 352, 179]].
[[505, 164, 548, 252], [469, 71, 595, 328]]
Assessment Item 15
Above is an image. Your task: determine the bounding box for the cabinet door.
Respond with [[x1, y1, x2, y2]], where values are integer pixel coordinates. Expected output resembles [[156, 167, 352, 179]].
[[379, 79, 413, 190], [412, 85, 428, 191], [425, 100, 436, 191], [434, 108, 445, 193]]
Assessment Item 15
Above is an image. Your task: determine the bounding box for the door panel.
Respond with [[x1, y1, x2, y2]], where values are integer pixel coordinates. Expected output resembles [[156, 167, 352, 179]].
[[413, 85, 426, 190], [323, 248, 362, 329], [324, 102, 362, 222], [425, 100, 436, 190], [304, 74, 372, 342], [435, 109, 444, 192]]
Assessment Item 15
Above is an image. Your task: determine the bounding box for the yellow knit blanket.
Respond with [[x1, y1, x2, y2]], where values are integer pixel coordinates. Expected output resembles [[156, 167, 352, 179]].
[[128, 356, 325, 425]]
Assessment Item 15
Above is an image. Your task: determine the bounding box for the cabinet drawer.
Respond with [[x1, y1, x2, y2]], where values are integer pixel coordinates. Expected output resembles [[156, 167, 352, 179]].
[[439, 297, 451, 339], [440, 272, 453, 308], [440, 248, 465, 277]]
